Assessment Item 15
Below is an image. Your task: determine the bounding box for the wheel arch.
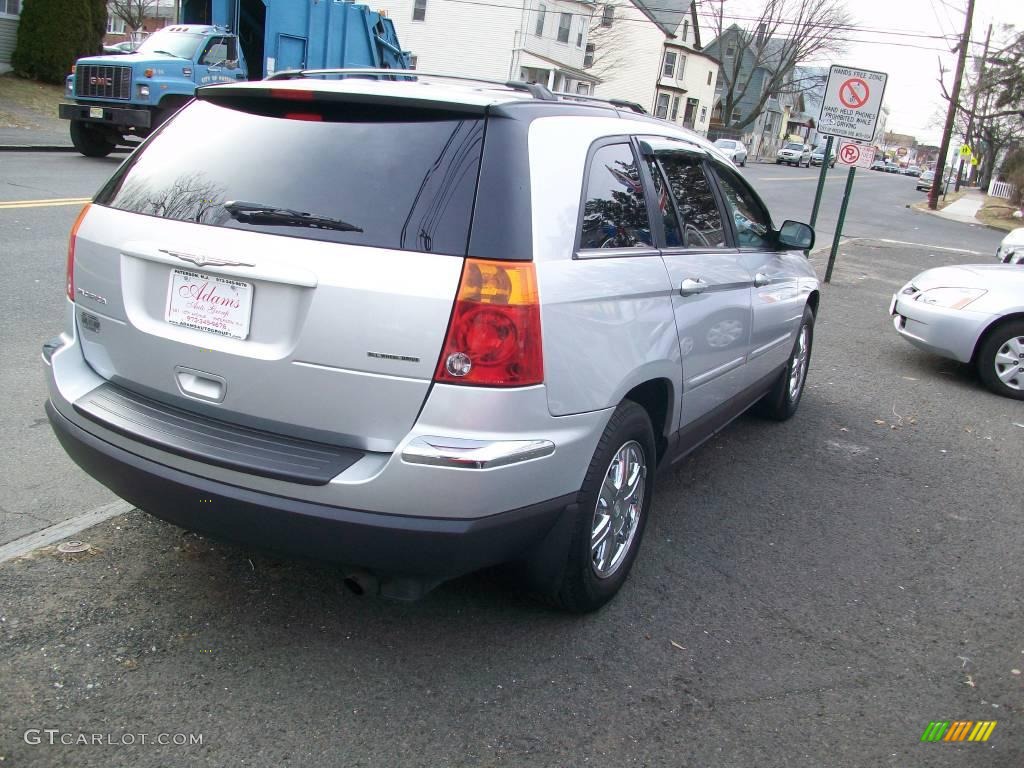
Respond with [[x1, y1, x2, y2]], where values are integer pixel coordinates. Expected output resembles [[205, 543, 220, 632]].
[[806, 289, 821, 317], [971, 312, 1024, 364], [622, 377, 674, 462]]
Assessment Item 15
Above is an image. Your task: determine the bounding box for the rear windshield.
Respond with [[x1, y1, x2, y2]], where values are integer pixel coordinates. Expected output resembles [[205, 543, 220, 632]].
[[96, 99, 484, 256], [715, 140, 736, 149]]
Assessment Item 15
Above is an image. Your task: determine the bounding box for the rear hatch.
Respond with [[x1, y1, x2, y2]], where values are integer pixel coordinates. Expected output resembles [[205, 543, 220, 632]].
[[72, 86, 487, 452]]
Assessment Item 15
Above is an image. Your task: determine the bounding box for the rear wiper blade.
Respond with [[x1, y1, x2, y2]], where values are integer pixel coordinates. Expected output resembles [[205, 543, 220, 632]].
[[223, 201, 363, 233]]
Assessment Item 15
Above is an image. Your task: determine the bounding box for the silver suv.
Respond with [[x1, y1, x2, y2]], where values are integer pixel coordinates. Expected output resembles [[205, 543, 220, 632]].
[[44, 72, 820, 611]]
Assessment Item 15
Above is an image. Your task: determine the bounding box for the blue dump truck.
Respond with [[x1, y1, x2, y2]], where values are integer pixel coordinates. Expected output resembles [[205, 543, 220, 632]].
[[59, 0, 409, 156]]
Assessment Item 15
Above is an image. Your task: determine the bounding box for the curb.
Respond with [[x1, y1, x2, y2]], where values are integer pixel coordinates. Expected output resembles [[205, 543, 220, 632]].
[[908, 201, 1014, 234], [0, 144, 76, 152]]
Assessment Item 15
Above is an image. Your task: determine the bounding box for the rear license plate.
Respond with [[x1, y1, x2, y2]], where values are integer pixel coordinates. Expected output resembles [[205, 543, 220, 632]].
[[165, 269, 253, 340], [89, 107, 103, 119]]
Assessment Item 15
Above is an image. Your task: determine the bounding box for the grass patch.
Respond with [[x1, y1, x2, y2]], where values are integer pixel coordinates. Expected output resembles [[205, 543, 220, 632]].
[[976, 196, 1021, 232], [0, 73, 65, 128]]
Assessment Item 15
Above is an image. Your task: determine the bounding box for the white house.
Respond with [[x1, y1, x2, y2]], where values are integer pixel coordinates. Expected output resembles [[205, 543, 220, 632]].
[[584, 0, 719, 134], [0, 0, 20, 73], [376, 0, 598, 95]]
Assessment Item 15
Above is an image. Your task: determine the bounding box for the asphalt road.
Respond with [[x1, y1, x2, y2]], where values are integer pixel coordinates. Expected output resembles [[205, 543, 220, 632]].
[[0, 152, 1019, 768]]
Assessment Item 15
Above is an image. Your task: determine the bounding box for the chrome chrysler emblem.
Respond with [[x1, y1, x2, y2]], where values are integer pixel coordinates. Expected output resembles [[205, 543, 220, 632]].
[[159, 249, 255, 269]]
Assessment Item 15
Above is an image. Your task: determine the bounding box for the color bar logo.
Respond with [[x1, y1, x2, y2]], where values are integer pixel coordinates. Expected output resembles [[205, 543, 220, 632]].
[[920, 721, 997, 742]]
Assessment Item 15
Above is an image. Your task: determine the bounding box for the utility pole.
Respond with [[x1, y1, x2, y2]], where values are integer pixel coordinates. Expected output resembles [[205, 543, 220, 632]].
[[929, 0, 975, 210], [955, 22, 992, 192]]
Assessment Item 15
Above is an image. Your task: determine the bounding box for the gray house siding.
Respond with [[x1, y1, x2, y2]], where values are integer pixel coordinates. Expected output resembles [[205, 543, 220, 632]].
[[0, 16, 18, 67]]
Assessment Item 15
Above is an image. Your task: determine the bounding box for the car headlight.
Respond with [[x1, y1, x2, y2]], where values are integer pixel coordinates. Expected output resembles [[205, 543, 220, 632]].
[[915, 287, 986, 309]]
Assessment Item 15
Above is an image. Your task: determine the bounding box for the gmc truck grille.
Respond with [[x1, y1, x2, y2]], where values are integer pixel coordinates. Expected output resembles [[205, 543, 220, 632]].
[[75, 65, 132, 100]]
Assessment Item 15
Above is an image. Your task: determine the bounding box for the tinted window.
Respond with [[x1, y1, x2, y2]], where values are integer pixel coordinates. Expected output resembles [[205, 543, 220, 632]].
[[97, 100, 483, 256], [579, 144, 653, 250], [646, 159, 681, 247], [657, 152, 725, 249], [712, 163, 773, 249]]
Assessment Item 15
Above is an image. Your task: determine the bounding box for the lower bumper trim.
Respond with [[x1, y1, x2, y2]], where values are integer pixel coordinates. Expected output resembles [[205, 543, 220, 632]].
[[46, 401, 575, 580]]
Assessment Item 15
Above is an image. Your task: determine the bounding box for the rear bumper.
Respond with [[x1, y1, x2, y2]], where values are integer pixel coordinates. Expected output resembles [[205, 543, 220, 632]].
[[46, 400, 576, 580], [59, 102, 152, 128]]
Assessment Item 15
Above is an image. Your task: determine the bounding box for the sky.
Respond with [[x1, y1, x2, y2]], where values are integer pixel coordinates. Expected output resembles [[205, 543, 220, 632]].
[[699, 0, 1024, 145]]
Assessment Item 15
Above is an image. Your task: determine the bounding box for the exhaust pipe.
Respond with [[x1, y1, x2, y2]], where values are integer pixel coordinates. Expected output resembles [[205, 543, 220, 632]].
[[343, 569, 380, 596]]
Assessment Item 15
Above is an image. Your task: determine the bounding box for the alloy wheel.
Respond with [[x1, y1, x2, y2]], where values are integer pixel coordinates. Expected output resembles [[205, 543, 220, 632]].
[[591, 441, 646, 579]]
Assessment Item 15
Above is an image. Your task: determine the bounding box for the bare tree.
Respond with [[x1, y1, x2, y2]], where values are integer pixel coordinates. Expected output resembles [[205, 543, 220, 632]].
[[709, 0, 853, 130], [585, 4, 633, 81], [110, 0, 159, 33]]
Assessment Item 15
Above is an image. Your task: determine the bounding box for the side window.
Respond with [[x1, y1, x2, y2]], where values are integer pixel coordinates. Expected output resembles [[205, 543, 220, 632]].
[[657, 152, 726, 249], [712, 164, 773, 249], [579, 144, 654, 250], [200, 37, 233, 65], [645, 159, 681, 247]]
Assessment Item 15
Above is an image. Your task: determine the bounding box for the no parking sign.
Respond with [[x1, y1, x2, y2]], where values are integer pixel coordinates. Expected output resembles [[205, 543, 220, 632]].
[[837, 140, 876, 169]]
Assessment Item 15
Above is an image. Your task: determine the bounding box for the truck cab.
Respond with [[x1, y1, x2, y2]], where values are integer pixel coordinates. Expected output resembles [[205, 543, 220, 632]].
[[60, 25, 247, 156], [58, 0, 409, 157]]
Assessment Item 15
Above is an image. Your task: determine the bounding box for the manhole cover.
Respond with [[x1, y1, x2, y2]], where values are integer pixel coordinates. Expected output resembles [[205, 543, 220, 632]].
[[57, 541, 90, 554]]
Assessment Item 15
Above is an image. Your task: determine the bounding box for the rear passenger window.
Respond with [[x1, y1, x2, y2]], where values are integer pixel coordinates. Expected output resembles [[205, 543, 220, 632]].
[[579, 143, 653, 250], [657, 152, 726, 249]]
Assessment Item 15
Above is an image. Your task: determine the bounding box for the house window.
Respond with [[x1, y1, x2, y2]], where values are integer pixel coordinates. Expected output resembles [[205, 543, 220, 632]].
[[731, 108, 741, 122], [576, 82, 590, 95], [535, 4, 546, 36], [670, 96, 679, 121], [106, 15, 125, 34], [707, 70, 713, 86], [681, 20, 689, 41], [662, 51, 677, 78], [655, 93, 671, 119], [676, 55, 686, 79], [701, 106, 708, 122], [557, 13, 571, 43], [412, 0, 426, 21], [725, 44, 736, 57], [584, 43, 595, 69], [601, 4, 613, 27], [0, 0, 20, 15], [577, 31, 583, 47], [409, 55, 418, 70]]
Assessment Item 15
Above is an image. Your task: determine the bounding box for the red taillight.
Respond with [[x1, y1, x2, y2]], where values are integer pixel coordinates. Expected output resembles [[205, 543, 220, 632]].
[[67, 204, 91, 301], [269, 88, 315, 101], [434, 259, 543, 387], [283, 112, 323, 121]]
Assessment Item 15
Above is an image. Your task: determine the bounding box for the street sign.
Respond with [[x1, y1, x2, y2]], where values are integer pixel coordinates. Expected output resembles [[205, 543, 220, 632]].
[[971, 156, 979, 166], [837, 140, 876, 169], [959, 144, 973, 158], [818, 65, 889, 143]]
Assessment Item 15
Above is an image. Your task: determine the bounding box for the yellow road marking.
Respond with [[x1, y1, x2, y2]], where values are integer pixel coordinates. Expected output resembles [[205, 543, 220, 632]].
[[0, 197, 91, 210]]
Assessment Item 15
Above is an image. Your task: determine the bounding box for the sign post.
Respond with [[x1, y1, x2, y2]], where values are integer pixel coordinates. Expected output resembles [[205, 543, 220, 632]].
[[809, 135, 834, 230], [816, 65, 887, 283]]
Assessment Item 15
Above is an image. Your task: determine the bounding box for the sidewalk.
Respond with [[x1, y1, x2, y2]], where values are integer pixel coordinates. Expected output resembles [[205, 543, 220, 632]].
[[919, 189, 986, 225]]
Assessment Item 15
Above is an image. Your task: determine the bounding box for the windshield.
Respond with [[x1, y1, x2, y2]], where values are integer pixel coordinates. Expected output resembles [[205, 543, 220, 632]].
[[784, 143, 804, 150], [715, 140, 736, 149], [135, 30, 204, 59]]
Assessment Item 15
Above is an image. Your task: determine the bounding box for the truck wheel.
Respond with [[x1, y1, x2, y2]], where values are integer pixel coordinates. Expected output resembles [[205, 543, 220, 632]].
[[551, 400, 655, 613], [70, 122, 117, 158]]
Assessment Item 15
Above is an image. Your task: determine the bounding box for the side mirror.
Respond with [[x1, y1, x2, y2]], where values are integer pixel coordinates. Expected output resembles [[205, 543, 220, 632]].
[[778, 220, 815, 251], [225, 59, 238, 70]]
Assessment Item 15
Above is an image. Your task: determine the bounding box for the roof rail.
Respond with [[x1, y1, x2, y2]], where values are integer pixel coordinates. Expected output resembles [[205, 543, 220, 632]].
[[264, 68, 557, 101], [555, 93, 648, 114]]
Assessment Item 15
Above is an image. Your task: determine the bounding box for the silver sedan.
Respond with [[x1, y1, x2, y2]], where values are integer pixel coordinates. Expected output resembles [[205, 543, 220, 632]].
[[712, 139, 747, 167], [891, 264, 1024, 399]]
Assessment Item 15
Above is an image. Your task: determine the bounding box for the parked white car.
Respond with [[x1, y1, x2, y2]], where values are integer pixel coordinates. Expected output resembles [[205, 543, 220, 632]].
[[891, 264, 1024, 399], [712, 139, 747, 167], [996, 227, 1024, 265], [776, 142, 811, 167]]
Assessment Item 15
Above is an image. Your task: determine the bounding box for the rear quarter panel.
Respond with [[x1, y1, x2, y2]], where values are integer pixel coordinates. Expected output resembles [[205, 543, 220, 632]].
[[527, 116, 682, 427]]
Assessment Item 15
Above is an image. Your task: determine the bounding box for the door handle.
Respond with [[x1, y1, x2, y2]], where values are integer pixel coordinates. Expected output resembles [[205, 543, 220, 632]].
[[754, 272, 771, 287], [679, 277, 708, 296]]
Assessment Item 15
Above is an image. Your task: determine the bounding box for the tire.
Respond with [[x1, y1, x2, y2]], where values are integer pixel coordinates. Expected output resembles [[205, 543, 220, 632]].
[[69, 121, 117, 158], [757, 305, 815, 420], [740, 158, 746, 167], [975, 319, 1024, 400], [552, 400, 655, 613]]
